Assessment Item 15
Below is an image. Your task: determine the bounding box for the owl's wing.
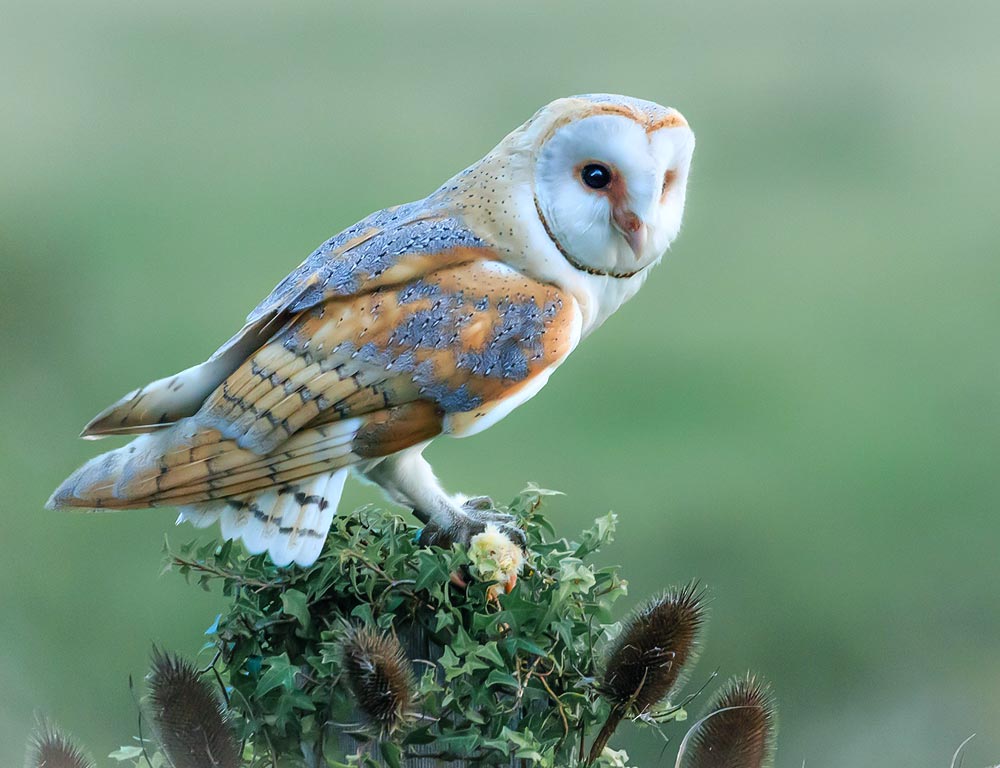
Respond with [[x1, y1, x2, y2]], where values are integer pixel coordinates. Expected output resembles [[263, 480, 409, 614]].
[[241, 200, 487, 325], [53, 259, 579, 510], [81, 201, 488, 438]]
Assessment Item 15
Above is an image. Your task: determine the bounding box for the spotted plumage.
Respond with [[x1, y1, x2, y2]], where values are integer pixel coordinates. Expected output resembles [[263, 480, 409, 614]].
[[49, 94, 695, 566]]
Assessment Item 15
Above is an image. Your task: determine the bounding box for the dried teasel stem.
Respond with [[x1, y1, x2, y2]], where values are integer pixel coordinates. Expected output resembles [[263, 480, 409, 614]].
[[586, 707, 626, 766], [25, 720, 94, 768], [341, 626, 416, 737], [587, 581, 707, 764], [147, 649, 241, 768], [675, 673, 777, 768]]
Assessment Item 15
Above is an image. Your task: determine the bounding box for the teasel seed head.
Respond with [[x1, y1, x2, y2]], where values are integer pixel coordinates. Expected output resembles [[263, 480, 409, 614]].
[[677, 672, 777, 768], [25, 720, 94, 768], [601, 581, 707, 715], [342, 626, 415, 737], [147, 649, 240, 768], [588, 582, 707, 764]]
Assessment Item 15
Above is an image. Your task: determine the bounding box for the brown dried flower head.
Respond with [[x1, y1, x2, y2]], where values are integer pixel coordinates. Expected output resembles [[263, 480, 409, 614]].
[[601, 581, 707, 715], [147, 649, 240, 768], [678, 673, 777, 768], [342, 626, 415, 736], [25, 721, 94, 768]]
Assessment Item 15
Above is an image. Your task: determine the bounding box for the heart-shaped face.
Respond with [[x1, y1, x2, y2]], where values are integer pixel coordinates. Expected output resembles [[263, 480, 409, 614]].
[[531, 94, 695, 278]]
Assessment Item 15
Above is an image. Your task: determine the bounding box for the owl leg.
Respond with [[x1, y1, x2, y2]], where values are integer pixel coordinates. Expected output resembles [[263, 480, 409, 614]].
[[360, 446, 525, 548]]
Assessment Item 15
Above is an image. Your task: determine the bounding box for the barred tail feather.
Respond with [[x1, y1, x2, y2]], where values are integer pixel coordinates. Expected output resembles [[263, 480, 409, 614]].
[[177, 468, 348, 567], [47, 400, 439, 567], [45, 417, 364, 510], [79, 310, 291, 439]]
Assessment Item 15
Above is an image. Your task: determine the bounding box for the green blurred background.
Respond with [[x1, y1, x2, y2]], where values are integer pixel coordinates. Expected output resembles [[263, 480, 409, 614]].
[[2, 0, 998, 764]]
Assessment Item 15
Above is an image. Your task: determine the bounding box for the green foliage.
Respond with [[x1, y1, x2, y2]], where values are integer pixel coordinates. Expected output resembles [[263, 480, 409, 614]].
[[122, 488, 689, 766]]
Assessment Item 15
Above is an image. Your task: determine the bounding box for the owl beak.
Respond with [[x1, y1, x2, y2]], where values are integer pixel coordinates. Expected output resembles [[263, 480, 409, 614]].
[[612, 207, 647, 260]]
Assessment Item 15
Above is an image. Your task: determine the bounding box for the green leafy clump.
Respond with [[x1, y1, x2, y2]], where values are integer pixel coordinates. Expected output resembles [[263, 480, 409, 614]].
[[134, 487, 686, 767]]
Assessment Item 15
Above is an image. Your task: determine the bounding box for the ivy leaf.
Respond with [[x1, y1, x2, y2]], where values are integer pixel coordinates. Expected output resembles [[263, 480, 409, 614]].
[[575, 511, 618, 557], [351, 602, 375, 626], [439, 645, 460, 669], [254, 652, 298, 696], [108, 746, 144, 761], [204, 613, 222, 636], [414, 551, 450, 592], [381, 741, 402, 768], [529, 486, 564, 497], [434, 608, 455, 631], [511, 637, 550, 658], [474, 641, 504, 667], [485, 669, 519, 689], [556, 558, 597, 602], [403, 726, 437, 746], [280, 589, 311, 628], [465, 708, 486, 724]]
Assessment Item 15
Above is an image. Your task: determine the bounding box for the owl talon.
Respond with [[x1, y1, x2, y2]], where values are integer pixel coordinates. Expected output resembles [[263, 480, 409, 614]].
[[462, 495, 495, 512], [496, 522, 527, 549], [417, 502, 526, 552]]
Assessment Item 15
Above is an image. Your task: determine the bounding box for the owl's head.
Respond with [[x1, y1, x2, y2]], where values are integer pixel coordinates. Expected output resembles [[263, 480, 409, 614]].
[[521, 94, 695, 278]]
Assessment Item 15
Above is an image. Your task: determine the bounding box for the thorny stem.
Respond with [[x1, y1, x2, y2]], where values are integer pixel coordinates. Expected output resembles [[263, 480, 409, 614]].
[[198, 648, 223, 675], [375, 578, 417, 608], [263, 728, 279, 768], [170, 553, 279, 590], [341, 547, 393, 581], [403, 750, 489, 762], [127, 674, 155, 768], [539, 672, 570, 743], [199, 648, 231, 708], [594, 581, 624, 598], [587, 666, 651, 765], [586, 707, 624, 766], [500, 655, 544, 717]]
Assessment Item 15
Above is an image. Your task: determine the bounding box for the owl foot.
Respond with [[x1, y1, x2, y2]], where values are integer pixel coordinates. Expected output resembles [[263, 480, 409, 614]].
[[418, 496, 527, 550]]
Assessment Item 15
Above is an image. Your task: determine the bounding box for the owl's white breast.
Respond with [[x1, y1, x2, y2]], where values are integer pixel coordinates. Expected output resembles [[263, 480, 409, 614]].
[[509, 183, 655, 338]]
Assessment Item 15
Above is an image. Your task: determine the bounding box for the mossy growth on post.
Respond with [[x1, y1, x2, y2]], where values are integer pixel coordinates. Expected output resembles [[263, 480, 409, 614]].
[[96, 487, 775, 768]]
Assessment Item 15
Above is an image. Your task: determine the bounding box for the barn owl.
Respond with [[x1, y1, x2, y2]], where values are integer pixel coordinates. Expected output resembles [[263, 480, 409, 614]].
[[48, 94, 695, 567]]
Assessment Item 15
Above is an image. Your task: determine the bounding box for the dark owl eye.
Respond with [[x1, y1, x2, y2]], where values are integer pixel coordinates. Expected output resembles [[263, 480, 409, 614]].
[[580, 163, 612, 190]]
